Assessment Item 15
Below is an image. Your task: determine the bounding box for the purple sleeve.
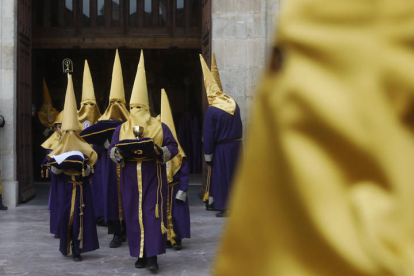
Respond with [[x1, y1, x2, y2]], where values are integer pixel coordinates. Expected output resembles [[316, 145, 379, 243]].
[[177, 157, 190, 192], [108, 125, 121, 152], [203, 107, 215, 156], [162, 123, 178, 159], [0, 115, 5, 128]]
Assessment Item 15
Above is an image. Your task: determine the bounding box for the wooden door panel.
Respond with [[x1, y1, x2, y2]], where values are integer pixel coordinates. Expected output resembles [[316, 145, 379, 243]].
[[200, 0, 211, 197], [17, 0, 35, 202]]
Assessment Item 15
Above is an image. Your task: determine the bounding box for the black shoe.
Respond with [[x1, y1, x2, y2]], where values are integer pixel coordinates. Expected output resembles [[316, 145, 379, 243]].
[[96, 217, 107, 227], [54, 234, 60, 239], [71, 243, 82, 262], [0, 204, 7, 210], [216, 211, 228, 217], [166, 241, 172, 248], [110, 234, 122, 248], [205, 203, 217, 211], [135, 258, 147, 269], [121, 224, 127, 242], [172, 240, 182, 251], [147, 256, 159, 273]]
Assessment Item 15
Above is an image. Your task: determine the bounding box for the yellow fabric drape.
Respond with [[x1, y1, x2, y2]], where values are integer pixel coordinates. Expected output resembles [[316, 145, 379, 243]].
[[119, 51, 163, 146], [38, 84, 60, 129], [78, 60, 101, 129], [48, 75, 97, 167], [160, 89, 186, 183], [98, 50, 129, 122], [200, 54, 236, 115], [214, 0, 414, 275]]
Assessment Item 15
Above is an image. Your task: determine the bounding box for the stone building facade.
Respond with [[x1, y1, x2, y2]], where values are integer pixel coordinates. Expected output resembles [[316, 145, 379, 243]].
[[0, 0, 18, 208], [0, 0, 279, 207], [212, 0, 279, 127]]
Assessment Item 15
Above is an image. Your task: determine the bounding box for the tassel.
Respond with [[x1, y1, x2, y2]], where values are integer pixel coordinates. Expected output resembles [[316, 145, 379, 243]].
[[46, 168, 49, 178], [41, 168, 44, 178], [79, 240, 83, 249], [91, 166, 95, 174], [161, 223, 167, 234], [203, 192, 209, 202], [78, 227, 83, 241], [82, 166, 85, 177], [155, 204, 160, 218]]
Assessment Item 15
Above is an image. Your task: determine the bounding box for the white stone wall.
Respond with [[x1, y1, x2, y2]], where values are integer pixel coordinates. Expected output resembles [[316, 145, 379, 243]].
[[0, 0, 18, 208], [212, 0, 279, 129]]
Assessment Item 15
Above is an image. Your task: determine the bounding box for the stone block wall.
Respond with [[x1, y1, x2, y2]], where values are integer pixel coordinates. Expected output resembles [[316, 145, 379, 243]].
[[0, 0, 18, 208], [212, 0, 279, 129]]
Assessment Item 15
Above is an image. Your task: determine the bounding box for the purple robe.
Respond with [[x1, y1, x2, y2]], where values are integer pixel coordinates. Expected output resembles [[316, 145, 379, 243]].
[[178, 112, 202, 174], [55, 172, 99, 255], [49, 172, 60, 235], [203, 104, 243, 211], [45, 149, 59, 235], [170, 157, 191, 240], [90, 144, 105, 220], [102, 147, 123, 224], [109, 123, 178, 258]]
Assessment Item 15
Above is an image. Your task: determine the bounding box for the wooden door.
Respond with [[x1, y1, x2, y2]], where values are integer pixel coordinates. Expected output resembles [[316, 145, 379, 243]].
[[17, 0, 35, 202], [200, 0, 211, 197]]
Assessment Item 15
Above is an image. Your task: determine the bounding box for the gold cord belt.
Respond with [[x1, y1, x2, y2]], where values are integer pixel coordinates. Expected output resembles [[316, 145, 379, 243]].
[[67, 176, 85, 254]]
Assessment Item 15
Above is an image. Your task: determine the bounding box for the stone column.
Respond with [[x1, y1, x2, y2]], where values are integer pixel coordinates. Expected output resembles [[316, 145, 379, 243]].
[[0, 0, 18, 208], [211, 0, 279, 129]]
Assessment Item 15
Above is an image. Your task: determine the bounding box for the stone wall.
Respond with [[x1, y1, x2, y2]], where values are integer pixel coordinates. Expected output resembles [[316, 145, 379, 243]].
[[0, 0, 18, 208], [211, 0, 279, 129]]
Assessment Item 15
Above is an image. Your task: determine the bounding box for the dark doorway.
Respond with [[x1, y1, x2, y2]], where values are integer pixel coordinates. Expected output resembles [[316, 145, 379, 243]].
[[32, 48, 203, 181]]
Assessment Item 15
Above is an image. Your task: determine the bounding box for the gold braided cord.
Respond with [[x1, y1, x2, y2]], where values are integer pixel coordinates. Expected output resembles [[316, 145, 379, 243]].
[[116, 164, 123, 221], [203, 166, 211, 202]]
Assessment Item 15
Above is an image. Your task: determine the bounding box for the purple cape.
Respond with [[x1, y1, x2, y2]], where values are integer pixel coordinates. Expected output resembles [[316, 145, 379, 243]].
[[203, 104, 243, 211], [109, 123, 178, 258]]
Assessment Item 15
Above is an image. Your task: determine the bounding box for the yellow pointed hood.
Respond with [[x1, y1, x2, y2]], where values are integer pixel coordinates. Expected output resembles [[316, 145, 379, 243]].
[[214, 0, 414, 275], [200, 54, 236, 115], [120, 50, 162, 145], [41, 110, 64, 150], [78, 60, 101, 129], [99, 49, 129, 121], [48, 75, 97, 167], [161, 89, 186, 183], [211, 52, 223, 92], [38, 78, 60, 128]]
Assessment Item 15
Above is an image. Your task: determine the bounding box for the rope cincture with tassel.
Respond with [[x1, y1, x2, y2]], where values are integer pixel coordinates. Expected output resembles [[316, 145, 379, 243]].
[[77, 181, 85, 249], [155, 163, 160, 219], [166, 183, 177, 245], [41, 165, 44, 178], [156, 163, 168, 235], [203, 166, 212, 202], [68, 175, 86, 250]]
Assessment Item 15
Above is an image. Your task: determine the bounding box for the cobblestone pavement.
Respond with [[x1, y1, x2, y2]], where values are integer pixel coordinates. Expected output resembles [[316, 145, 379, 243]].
[[0, 181, 225, 276]]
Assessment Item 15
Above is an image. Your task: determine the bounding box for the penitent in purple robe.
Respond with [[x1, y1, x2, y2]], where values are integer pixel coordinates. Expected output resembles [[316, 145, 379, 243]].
[[54, 172, 99, 256], [170, 157, 191, 240], [203, 104, 243, 211], [90, 144, 105, 220], [109, 123, 178, 258]]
